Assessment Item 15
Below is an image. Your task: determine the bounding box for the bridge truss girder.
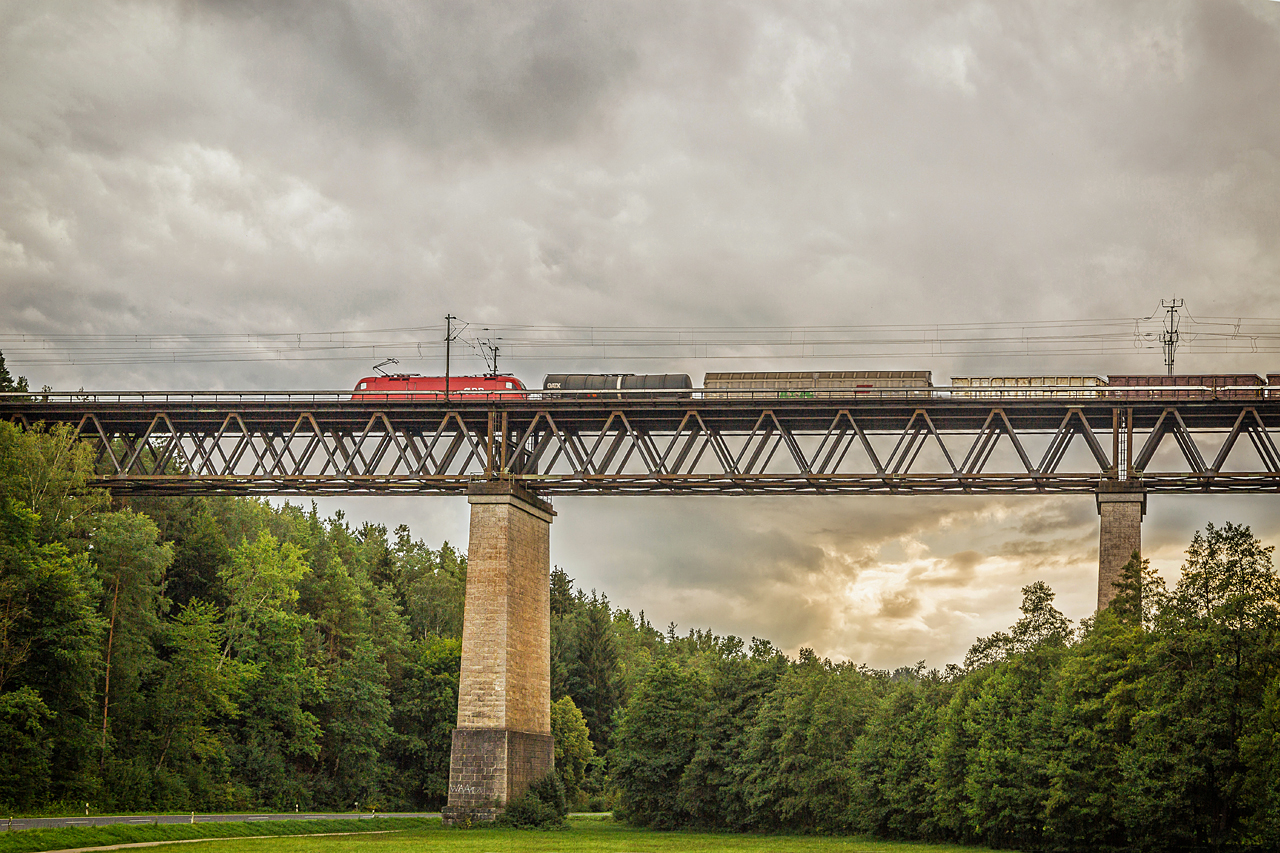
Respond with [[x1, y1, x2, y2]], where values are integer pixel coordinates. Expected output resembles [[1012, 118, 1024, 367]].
[[6, 396, 1280, 496]]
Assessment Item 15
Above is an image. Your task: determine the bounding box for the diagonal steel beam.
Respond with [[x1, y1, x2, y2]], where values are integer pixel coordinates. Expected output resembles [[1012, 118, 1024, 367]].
[[1133, 408, 1207, 473]]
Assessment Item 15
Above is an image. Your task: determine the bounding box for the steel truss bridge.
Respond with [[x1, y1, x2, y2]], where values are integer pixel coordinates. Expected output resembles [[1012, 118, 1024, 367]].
[[4, 391, 1280, 496]]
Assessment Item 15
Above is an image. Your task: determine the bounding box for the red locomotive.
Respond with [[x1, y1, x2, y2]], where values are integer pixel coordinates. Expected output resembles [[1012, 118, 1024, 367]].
[[351, 374, 528, 400]]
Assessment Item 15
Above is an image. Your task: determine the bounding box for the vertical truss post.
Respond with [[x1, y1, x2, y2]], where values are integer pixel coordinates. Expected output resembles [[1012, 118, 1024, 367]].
[[500, 411, 509, 475], [485, 410, 495, 478], [1111, 407, 1135, 480]]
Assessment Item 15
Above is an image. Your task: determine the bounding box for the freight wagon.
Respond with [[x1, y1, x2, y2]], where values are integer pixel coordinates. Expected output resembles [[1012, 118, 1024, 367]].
[[1105, 374, 1266, 400], [950, 376, 1106, 398], [703, 371, 932, 399]]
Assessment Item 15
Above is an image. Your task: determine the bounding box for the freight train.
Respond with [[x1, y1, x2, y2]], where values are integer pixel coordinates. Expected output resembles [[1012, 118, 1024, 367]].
[[351, 370, 1280, 400]]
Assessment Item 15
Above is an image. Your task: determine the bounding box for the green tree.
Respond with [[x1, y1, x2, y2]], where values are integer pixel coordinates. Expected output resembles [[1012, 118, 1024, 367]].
[[0, 351, 29, 393], [0, 421, 105, 544], [0, 685, 54, 808], [551, 695, 594, 808], [393, 530, 466, 639], [219, 532, 321, 809], [934, 582, 1072, 849], [1042, 604, 1149, 851], [91, 509, 172, 762], [567, 592, 621, 754], [1242, 670, 1280, 848], [849, 666, 951, 840], [738, 651, 877, 833], [612, 657, 707, 828], [678, 637, 788, 830], [0, 423, 105, 802], [147, 599, 242, 810], [386, 635, 460, 808], [127, 496, 230, 609], [319, 642, 393, 807], [1119, 523, 1280, 851]]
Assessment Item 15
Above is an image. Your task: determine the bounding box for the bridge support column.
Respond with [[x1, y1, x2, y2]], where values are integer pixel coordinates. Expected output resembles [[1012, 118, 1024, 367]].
[[443, 482, 555, 826], [1095, 483, 1146, 611]]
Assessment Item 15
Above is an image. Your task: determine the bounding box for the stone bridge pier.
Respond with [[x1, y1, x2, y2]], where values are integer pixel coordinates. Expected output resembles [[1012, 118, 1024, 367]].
[[1096, 482, 1146, 610], [442, 482, 555, 825]]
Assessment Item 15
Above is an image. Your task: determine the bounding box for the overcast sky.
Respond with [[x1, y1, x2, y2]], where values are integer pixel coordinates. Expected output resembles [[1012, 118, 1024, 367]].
[[4, 0, 1280, 667]]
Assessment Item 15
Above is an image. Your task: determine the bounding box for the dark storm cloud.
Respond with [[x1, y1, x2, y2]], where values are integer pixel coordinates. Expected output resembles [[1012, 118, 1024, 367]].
[[4, 0, 1280, 663]]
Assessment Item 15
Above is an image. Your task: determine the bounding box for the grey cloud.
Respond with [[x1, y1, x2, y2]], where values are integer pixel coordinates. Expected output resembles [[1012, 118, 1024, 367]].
[[191, 0, 641, 152], [5, 0, 1280, 664]]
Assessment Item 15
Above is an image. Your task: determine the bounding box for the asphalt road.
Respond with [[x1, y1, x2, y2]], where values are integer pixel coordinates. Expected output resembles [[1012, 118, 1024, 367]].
[[0, 812, 439, 833]]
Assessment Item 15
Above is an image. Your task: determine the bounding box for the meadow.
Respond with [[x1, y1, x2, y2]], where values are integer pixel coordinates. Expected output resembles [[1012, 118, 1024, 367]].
[[0, 817, 994, 853]]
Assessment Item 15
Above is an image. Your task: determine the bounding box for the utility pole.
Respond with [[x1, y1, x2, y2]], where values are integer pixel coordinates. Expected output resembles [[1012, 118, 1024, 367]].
[[445, 314, 456, 400], [1161, 298, 1183, 376]]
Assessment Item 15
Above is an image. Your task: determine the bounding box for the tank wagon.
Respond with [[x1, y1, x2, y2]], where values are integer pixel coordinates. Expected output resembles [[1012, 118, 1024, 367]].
[[543, 373, 693, 392], [703, 370, 931, 398]]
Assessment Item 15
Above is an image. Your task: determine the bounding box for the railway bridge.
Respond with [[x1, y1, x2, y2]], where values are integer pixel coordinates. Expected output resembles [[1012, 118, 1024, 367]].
[[6, 388, 1280, 821]]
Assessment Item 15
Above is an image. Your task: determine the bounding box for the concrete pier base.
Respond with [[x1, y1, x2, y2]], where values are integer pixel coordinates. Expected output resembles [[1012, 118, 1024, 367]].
[[443, 482, 555, 826], [1096, 484, 1146, 611]]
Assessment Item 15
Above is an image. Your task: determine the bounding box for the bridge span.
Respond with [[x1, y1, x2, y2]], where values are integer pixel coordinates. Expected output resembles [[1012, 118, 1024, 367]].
[[5, 388, 1280, 822]]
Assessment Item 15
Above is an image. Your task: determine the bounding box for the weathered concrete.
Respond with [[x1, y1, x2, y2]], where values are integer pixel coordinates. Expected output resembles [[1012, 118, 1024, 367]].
[[443, 482, 554, 826], [1096, 483, 1146, 611]]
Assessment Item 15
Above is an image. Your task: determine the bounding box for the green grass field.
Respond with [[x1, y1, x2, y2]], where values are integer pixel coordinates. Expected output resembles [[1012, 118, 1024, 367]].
[[1, 816, 995, 853]]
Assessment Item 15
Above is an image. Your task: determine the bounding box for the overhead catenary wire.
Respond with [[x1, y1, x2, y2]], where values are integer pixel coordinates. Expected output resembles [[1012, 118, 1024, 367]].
[[5, 315, 1280, 367]]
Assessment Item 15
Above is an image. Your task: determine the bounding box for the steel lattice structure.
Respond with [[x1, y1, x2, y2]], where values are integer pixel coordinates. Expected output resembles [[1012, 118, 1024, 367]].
[[4, 391, 1280, 496]]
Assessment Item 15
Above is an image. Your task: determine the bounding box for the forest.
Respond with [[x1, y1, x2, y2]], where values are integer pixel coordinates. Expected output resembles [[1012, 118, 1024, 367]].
[[3, 384, 1280, 850]]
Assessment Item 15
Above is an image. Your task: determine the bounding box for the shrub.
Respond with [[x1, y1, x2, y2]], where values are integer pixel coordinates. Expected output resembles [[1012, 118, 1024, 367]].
[[496, 773, 568, 829]]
